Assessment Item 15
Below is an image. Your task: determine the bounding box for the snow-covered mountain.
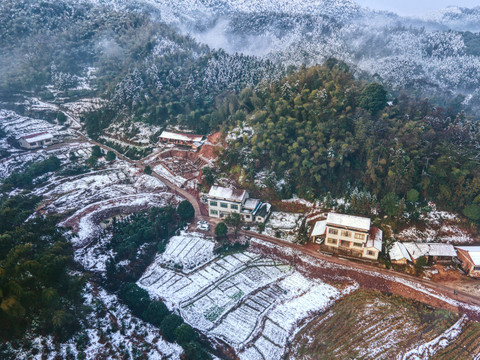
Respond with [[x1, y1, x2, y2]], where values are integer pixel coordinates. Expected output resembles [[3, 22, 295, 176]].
[[423, 6, 480, 31], [5, 0, 480, 114]]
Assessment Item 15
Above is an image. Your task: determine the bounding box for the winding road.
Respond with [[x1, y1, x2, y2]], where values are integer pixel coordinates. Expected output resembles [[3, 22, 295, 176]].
[[66, 115, 480, 317]]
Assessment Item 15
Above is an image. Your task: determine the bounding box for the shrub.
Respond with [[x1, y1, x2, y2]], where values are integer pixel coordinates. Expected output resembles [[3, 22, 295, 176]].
[[120, 283, 151, 317], [160, 314, 183, 342], [177, 200, 194, 221], [105, 150, 116, 162], [57, 111, 67, 123], [142, 301, 169, 326], [182, 341, 212, 360], [91, 145, 103, 158], [215, 222, 227, 238], [174, 323, 196, 344]]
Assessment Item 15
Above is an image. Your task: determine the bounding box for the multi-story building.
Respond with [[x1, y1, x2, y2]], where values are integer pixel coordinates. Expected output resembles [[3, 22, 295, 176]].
[[313, 213, 382, 260], [207, 186, 270, 223]]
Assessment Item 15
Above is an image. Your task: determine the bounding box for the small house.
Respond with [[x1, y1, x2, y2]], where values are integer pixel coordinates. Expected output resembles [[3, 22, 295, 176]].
[[455, 246, 480, 278], [402, 242, 457, 264], [159, 131, 205, 150], [310, 220, 327, 244], [19, 132, 54, 149], [363, 227, 383, 260], [389, 242, 413, 265]]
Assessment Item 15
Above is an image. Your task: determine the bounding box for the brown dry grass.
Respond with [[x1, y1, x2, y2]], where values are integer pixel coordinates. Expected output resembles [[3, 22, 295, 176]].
[[288, 289, 459, 360], [432, 322, 480, 359]]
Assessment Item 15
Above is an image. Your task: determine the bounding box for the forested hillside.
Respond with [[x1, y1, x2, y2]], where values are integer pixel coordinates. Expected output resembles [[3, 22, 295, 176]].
[[0, 0, 282, 135], [219, 61, 480, 221], [0, 195, 87, 342]]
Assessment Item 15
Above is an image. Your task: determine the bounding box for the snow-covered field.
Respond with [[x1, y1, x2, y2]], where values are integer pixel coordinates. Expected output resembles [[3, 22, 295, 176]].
[[139, 246, 346, 359], [158, 231, 216, 273], [0, 109, 75, 170], [397, 203, 475, 244], [401, 315, 468, 360]]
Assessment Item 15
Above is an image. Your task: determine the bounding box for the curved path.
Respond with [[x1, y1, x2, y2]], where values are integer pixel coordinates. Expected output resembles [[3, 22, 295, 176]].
[[74, 131, 206, 221], [69, 121, 480, 315]]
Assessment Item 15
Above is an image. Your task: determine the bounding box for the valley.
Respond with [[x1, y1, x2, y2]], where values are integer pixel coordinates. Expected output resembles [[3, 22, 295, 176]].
[[1, 0, 480, 359]]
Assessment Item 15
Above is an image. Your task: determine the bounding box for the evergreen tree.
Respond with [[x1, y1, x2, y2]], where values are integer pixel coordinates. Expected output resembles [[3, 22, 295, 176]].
[[177, 201, 194, 221]]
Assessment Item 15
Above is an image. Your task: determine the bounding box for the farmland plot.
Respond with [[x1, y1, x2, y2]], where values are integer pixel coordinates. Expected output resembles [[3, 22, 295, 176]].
[[432, 320, 480, 359], [289, 290, 461, 360], [0, 109, 71, 140], [158, 231, 215, 273], [139, 247, 346, 359]]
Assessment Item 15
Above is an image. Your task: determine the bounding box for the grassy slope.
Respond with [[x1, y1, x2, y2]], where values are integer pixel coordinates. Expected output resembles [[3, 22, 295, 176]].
[[288, 289, 459, 360], [432, 322, 480, 360]]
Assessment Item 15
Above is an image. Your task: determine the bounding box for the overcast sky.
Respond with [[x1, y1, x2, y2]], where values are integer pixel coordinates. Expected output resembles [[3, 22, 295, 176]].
[[355, 0, 480, 16]]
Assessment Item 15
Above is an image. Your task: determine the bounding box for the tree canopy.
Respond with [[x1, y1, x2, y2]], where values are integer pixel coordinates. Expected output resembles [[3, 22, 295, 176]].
[[218, 62, 480, 221]]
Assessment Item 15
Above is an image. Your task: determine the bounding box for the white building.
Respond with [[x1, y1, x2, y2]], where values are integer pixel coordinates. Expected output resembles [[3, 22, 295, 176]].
[[207, 185, 271, 223], [311, 213, 383, 260], [19, 132, 54, 149]]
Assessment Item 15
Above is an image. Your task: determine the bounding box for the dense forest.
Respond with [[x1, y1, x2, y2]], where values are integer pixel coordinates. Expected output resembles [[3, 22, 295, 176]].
[[0, 0, 282, 137], [219, 61, 480, 222], [0, 195, 87, 342]]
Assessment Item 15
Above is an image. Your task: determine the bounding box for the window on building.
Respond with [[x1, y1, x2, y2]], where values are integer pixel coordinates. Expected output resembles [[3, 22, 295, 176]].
[[328, 228, 338, 235], [231, 204, 239, 210], [340, 240, 350, 247], [210, 210, 218, 215], [354, 233, 365, 240], [474, 266, 480, 271], [341, 230, 350, 237], [353, 242, 363, 248], [367, 250, 375, 256], [210, 201, 218, 206], [220, 203, 228, 208], [246, 215, 250, 219], [327, 238, 337, 245]]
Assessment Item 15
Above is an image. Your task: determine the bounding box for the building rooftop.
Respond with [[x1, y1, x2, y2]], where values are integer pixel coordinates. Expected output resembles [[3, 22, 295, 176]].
[[311, 220, 327, 237], [254, 203, 271, 218], [402, 243, 425, 259], [456, 246, 480, 265], [366, 227, 383, 251], [159, 131, 204, 143], [21, 132, 53, 143], [389, 242, 412, 262], [326, 213, 371, 232], [243, 198, 261, 211], [208, 186, 247, 203], [403, 242, 457, 259]]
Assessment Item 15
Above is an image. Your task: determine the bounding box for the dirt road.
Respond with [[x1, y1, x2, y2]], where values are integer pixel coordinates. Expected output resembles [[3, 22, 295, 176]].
[[73, 131, 207, 222], [242, 230, 480, 318], [69, 126, 480, 317]]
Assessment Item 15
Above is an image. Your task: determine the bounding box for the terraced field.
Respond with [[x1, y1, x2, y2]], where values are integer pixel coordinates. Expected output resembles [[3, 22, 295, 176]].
[[289, 290, 461, 360], [139, 244, 350, 359], [432, 322, 480, 360]]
